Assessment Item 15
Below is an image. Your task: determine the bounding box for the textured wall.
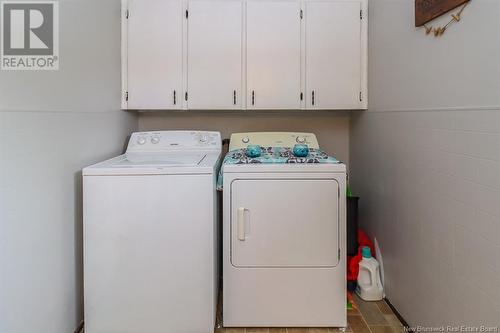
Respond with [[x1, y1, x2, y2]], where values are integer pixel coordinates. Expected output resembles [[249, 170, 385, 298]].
[[350, 0, 500, 326]]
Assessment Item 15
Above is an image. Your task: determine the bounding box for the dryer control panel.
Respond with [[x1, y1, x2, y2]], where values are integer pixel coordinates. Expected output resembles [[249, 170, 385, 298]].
[[229, 132, 319, 151], [127, 131, 221, 153]]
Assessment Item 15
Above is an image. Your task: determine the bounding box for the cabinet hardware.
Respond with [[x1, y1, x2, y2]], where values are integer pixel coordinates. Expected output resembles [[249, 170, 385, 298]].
[[300, 92, 303, 101], [185, 9, 188, 19], [360, 10, 362, 20], [173, 90, 176, 105], [251, 91, 255, 106], [300, 9, 303, 19], [359, 91, 362, 102], [233, 90, 237, 105], [125, 91, 129, 102], [125, 9, 130, 19], [312, 90, 315, 106], [185, 92, 188, 101]]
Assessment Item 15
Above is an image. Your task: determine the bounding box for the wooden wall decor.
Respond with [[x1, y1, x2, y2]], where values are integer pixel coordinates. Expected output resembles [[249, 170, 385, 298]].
[[415, 0, 469, 27]]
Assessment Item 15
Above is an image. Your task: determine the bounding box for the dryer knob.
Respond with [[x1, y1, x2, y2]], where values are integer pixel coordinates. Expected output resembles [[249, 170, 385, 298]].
[[242, 137, 250, 143], [296, 136, 306, 143], [151, 137, 160, 144], [137, 137, 146, 145]]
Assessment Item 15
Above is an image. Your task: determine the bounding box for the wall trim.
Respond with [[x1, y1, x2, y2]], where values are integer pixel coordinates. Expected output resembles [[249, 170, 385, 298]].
[[0, 109, 133, 115], [363, 105, 500, 113]]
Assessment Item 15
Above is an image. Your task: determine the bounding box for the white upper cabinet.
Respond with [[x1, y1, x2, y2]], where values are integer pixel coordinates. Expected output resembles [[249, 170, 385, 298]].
[[124, 0, 183, 110], [305, 0, 366, 110], [187, 1, 243, 109], [246, 1, 302, 110], [122, 0, 368, 110]]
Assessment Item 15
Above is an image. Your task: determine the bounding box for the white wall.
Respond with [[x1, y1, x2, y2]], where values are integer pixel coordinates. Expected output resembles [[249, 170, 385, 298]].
[[0, 1, 136, 333], [351, 0, 500, 326]]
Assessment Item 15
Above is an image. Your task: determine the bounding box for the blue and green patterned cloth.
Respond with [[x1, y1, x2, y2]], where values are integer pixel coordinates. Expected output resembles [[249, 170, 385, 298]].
[[216, 146, 340, 190]]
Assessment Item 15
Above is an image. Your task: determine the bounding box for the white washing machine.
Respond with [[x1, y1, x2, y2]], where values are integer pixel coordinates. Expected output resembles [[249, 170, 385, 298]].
[[221, 132, 346, 328], [83, 131, 221, 333]]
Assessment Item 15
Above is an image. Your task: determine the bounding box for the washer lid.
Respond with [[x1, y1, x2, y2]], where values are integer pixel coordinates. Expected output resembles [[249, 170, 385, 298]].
[[111, 152, 207, 168], [83, 153, 210, 176]]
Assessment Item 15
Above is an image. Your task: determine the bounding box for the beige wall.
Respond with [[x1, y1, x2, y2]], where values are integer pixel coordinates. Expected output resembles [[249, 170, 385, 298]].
[[351, 0, 500, 327], [139, 111, 351, 166]]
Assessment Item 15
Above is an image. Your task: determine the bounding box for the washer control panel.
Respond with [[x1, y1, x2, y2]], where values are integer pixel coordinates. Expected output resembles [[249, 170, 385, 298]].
[[229, 132, 319, 151], [127, 131, 221, 153]]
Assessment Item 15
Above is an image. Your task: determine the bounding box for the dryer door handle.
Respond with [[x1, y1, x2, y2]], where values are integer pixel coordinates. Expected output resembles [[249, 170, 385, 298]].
[[237, 207, 246, 241]]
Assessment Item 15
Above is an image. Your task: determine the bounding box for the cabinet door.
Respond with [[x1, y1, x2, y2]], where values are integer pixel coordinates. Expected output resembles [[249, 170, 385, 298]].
[[305, 1, 362, 109], [126, 0, 183, 109], [187, 1, 242, 109], [246, 1, 301, 110]]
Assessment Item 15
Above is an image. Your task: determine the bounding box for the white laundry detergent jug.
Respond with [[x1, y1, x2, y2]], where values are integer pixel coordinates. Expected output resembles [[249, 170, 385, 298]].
[[356, 246, 383, 301]]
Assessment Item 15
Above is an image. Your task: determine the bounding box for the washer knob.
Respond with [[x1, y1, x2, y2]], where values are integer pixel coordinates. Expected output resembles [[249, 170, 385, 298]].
[[296, 136, 306, 144], [242, 137, 250, 143], [137, 137, 146, 145], [151, 137, 160, 144], [199, 135, 208, 143]]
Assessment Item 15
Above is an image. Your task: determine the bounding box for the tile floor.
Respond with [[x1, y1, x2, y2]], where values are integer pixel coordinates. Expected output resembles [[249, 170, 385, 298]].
[[215, 294, 405, 333]]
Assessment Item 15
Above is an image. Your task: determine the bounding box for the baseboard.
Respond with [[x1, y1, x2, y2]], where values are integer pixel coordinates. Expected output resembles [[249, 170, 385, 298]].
[[384, 297, 410, 328]]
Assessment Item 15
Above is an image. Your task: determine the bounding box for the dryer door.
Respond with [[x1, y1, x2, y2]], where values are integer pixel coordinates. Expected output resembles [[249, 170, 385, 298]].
[[230, 179, 340, 268]]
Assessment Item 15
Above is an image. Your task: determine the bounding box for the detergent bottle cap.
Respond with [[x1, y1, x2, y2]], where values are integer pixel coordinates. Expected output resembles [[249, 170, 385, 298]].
[[361, 246, 372, 258]]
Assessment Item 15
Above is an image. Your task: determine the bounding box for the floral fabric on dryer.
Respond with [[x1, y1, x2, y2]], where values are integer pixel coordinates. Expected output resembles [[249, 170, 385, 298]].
[[216, 146, 340, 190]]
